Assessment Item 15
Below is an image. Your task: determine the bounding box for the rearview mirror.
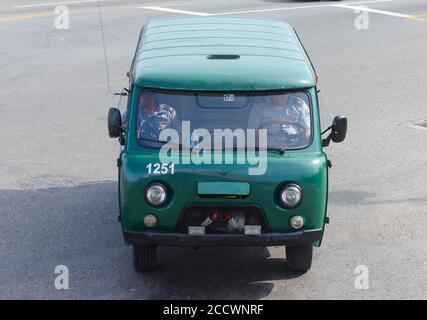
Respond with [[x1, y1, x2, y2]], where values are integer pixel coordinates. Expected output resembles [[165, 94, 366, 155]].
[[322, 115, 347, 147], [331, 115, 347, 143], [108, 107, 122, 138]]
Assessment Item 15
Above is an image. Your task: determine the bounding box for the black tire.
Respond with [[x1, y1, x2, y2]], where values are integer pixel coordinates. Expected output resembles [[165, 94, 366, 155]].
[[285, 245, 313, 271], [132, 244, 158, 271]]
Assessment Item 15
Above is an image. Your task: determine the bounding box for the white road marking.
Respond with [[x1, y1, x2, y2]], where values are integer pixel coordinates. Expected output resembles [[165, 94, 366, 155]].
[[332, 4, 411, 18], [15, 0, 101, 9], [17, 0, 416, 21], [140, 0, 399, 17], [140, 6, 212, 16], [208, 0, 394, 16]]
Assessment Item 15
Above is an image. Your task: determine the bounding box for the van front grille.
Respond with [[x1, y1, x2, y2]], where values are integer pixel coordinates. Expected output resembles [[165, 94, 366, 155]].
[[176, 204, 270, 234]]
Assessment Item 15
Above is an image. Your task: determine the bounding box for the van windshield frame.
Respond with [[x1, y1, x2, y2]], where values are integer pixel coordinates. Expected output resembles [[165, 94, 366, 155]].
[[132, 88, 314, 151]]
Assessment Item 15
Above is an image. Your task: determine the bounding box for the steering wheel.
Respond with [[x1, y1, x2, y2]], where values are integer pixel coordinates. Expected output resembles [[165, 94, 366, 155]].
[[259, 119, 308, 148]]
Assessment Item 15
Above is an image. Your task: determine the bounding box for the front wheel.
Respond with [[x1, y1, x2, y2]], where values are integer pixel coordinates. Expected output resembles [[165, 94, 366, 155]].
[[285, 245, 313, 271], [132, 244, 158, 271]]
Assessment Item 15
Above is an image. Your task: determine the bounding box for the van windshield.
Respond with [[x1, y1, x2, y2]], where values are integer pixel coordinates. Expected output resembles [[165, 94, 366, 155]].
[[132, 90, 312, 150]]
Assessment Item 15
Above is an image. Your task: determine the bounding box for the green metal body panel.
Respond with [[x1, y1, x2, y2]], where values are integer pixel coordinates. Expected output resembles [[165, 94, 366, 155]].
[[119, 151, 328, 233], [117, 18, 329, 247], [131, 17, 316, 91]]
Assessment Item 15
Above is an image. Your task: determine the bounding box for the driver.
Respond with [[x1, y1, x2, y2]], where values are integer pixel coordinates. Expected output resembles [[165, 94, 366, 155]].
[[136, 92, 180, 143], [122, 92, 180, 146], [247, 93, 310, 148]]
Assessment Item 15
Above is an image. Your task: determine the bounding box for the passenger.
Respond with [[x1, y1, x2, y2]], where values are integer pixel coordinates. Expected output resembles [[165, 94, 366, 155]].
[[247, 93, 311, 148]]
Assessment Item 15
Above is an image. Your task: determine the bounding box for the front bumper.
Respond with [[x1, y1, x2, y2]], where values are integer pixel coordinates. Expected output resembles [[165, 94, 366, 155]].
[[124, 229, 323, 247]]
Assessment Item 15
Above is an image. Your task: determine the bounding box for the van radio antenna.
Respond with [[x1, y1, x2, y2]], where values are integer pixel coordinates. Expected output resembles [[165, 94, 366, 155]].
[[96, 0, 126, 96]]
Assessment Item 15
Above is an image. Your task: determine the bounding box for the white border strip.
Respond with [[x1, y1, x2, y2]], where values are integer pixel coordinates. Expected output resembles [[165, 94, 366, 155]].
[[140, 0, 395, 17], [332, 4, 411, 18], [140, 6, 211, 16], [210, 0, 394, 16], [15, 0, 100, 8]]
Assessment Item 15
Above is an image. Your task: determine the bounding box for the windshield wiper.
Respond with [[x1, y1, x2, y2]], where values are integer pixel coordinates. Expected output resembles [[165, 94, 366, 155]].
[[266, 147, 286, 155], [158, 140, 185, 147], [139, 137, 189, 150], [140, 138, 286, 154], [222, 146, 286, 155], [248, 146, 286, 155]]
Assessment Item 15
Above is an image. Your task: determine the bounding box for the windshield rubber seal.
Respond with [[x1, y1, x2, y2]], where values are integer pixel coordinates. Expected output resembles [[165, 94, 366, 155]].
[[132, 87, 315, 152]]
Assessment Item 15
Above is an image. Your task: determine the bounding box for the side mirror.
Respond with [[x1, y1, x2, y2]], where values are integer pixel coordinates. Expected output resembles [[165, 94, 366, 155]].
[[322, 115, 347, 147], [108, 107, 122, 138], [331, 115, 347, 143]]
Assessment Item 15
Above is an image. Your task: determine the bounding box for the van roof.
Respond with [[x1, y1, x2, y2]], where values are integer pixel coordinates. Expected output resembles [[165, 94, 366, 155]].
[[131, 17, 317, 91]]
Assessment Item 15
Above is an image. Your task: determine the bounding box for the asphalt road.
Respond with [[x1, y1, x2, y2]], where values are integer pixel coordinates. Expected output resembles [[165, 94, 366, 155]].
[[0, 0, 426, 299]]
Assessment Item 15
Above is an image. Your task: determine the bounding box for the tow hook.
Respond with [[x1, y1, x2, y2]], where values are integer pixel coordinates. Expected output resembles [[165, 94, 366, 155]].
[[224, 211, 239, 229], [201, 211, 219, 227]]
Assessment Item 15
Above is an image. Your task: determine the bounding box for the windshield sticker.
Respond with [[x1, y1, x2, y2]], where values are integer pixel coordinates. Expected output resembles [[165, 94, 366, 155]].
[[224, 94, 235, 102]]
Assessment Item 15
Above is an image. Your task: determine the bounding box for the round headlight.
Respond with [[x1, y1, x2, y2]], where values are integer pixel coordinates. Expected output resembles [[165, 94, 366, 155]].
[[145, 183, 167, 206], [280, 184, 302, 208]]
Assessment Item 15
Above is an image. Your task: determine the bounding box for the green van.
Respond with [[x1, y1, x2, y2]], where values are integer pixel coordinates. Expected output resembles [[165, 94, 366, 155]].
[[108, 17, 347, 272]]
